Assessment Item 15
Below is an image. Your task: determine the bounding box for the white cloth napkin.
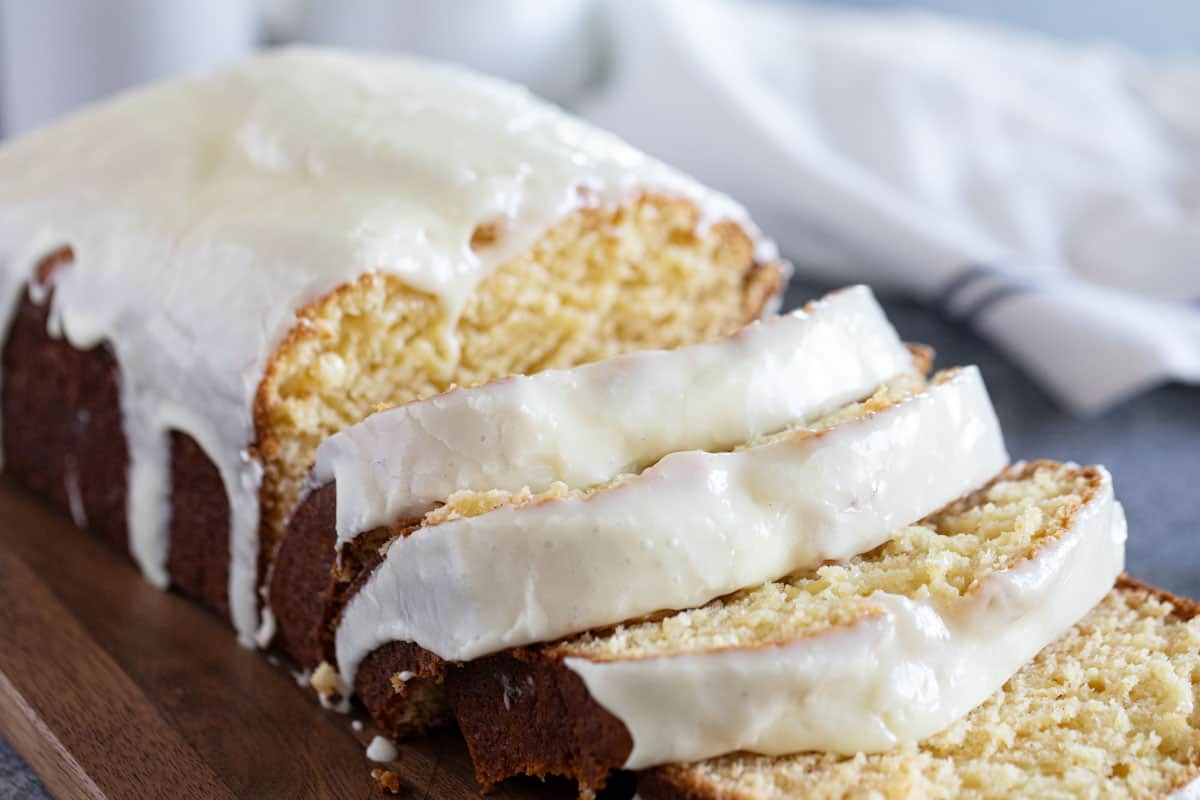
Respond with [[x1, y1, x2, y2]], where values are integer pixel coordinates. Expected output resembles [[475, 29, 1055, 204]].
[[584, 0, 1200, 413]]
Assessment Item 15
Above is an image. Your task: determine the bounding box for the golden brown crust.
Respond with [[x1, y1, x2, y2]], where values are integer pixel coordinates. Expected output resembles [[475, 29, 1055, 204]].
[[252, 269, 436, 592], [1114, 574, 1200, 622], [1123, 576, 1200, 798], [255, 193, 785, 628], [637, 767, 748, 800], [166, 432, 233, 617], [268, 482, 340, 666], [906, 342, 935, 375], [444, 650, 633, 795], [354, 641, 451, 738], [2, 253, 235, 617], [957, 461, 1102, 601], [3, 249, 129, 554], [737, 257, 785, 323]]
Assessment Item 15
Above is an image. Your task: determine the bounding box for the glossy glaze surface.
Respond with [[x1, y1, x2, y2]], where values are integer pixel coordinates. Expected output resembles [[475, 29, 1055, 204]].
[[566, 470, 1125, 769], [0, 48, 760, 642], [334, 367, 1007, 690], [313, 285, 910, 548]]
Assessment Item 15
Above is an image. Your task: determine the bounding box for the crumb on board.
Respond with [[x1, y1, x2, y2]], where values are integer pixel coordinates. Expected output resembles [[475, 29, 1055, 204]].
[[371, 767, 402, 795], [310, 661, 340, 696]]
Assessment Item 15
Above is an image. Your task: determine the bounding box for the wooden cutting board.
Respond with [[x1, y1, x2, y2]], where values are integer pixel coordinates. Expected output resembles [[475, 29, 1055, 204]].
[[0, 479, 575, 799]]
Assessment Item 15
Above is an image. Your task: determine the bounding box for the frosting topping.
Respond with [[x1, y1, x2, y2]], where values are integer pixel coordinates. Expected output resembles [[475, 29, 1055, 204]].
[[0, 47, 762, 642], [312, 285, 911, 546], [563, 468, 1126, 769], [333, 366, 1008, 688]]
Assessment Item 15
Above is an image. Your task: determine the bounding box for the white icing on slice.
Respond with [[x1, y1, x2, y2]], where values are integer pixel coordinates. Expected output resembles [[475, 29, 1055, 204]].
[[0, 48, 769, 643], [313, 285, 911, 547], [334, 367, 1008, 688], [564, 471, 1126, 770]]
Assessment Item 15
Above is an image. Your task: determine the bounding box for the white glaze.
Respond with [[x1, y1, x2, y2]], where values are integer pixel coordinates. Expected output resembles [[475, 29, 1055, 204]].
[[0, 48, 765, 643], [313, 285, 910, 547], [365, 735, 399, 763], [564, 470, 1126, 770], [334, 367, 1008, 689]]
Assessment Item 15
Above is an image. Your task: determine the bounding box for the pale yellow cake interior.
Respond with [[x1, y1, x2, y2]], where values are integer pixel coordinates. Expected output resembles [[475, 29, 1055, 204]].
[[656, 585, 1200, 800], [255, 195, 780, 548], [554, 463, 1095, 660]]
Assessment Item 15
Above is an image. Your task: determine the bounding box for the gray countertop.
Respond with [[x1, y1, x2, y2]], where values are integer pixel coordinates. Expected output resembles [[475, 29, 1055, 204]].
[[3, 281, 1198, 798]]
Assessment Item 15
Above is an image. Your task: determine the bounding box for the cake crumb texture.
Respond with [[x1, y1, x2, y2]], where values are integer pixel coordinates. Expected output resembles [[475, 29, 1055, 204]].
[[370, 767, 402, 795], [417, 372, 927, 531], [255, 195, 776, 558], [557, 463, 1094, 660], [646, 583, 1200, 799], [309, 661, 340, 696]]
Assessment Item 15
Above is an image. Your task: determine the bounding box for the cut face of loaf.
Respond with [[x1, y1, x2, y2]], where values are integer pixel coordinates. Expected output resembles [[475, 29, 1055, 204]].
[[268, 284, 920, 668], [308, 284, 913, 550], [331, 366, 1008, 702], [329, 367, 1008, 745], [0, 48, 784, 644], [640, 578, 1200, 800], [253, 194, 779, 639], [258, 195, 782, 590], [447, 462, 1126, 793]]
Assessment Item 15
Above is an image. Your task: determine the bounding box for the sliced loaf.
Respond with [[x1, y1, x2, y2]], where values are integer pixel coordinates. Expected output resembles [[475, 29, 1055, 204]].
[[269, 284, 917, 664], [309, 284, 913, 550], [328, 366, 1006, 719], [639, 577, 1200, 800], [447, 462, 1125, 794]]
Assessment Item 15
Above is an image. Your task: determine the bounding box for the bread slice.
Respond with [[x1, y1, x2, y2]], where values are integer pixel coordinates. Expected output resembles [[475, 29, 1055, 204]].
[[305, 284, 912, 552], [331, 366, 1006, 712], [268, 284, 921, 670], [447, 462, 1124, 794], [639, 577, 1200, 800], [273, 282, 912, 663]]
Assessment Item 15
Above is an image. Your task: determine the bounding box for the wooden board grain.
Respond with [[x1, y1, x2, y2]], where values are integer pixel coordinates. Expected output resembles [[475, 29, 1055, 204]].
[[0, 479, 569, 799]]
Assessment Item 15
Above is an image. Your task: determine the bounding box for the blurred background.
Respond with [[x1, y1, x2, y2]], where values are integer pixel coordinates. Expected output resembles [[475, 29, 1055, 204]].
[[3, 0, 1200, 136], [0, 1, 1196, 796], [4, 0, 1200, 133]]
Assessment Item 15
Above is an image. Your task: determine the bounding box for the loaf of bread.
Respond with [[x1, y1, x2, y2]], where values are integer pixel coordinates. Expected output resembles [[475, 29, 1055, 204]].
[[0, 47, 784, 644], [1, 46, 1187, 800]]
